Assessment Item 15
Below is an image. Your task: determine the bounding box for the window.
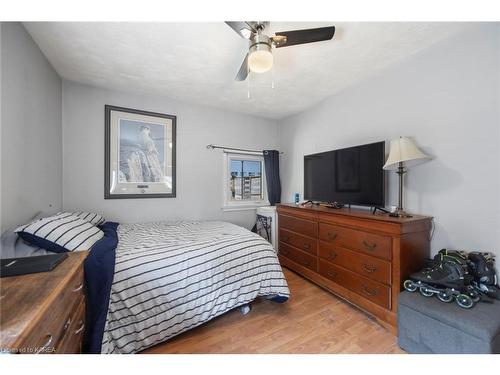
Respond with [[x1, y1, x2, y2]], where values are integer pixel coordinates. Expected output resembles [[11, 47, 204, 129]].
[[223, 152, 269, 210]]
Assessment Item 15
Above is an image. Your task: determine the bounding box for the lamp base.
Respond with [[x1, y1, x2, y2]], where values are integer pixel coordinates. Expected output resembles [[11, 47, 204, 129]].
[[389, 209, 413, 218]]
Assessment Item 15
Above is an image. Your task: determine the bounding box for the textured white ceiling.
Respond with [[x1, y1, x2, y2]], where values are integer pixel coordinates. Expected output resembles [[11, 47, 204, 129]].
[[24, 22, 471, 119]]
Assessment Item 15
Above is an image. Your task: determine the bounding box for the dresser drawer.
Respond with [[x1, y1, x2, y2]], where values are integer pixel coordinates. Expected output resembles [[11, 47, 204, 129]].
[[318, 241, 391, 285], [20, 266, 84, 353], [279, 228, 317, 255], [319, 223, 391, 260], [279, 242, 317, 271], [57, 299, 85, 354], [279, 214, 318, 238], [318, 260, 391, 309]]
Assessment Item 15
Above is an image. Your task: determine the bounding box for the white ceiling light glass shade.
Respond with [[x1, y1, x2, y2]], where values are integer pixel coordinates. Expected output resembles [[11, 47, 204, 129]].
[[239, 28, 252, 39], [383, 136, 431, 170], [248, 35, 273, 73]]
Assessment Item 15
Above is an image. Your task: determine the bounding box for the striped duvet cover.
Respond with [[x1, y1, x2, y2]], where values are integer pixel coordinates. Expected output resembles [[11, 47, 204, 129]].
[[101, 221, 289, 353]]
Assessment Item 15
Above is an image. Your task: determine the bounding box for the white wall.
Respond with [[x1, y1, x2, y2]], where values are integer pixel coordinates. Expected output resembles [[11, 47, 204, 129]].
[[278, 24, 500, 257], [0, 23, 2, 232], [62, 81, 278, 229], [1, 22, 62, 232]]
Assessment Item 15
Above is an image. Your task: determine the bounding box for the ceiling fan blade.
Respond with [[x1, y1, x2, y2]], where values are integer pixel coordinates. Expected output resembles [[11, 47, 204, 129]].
[[274, 26, 335, 48], [225, 21, 256, 39], [235, 53, 249, 81]]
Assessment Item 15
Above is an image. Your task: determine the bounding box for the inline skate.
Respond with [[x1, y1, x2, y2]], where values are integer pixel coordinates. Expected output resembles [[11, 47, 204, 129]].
[[468, 252, 500, 300], [403, 249, 480, 309]]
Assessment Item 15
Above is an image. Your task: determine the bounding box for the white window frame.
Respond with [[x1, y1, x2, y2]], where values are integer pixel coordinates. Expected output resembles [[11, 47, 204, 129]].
[[222, 151, 269, 211]]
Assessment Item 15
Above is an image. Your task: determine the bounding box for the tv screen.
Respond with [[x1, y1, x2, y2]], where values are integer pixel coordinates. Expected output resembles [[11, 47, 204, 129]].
[[304, 141, 385, 207]]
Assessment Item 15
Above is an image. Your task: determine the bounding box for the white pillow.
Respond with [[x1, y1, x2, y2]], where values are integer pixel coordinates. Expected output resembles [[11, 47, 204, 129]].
[[15, 212, 104, 253], [66, 211, 106, 226]]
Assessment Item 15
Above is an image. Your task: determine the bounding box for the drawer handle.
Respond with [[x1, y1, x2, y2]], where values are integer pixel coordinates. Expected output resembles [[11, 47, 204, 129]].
[[281, 249, 290, 255], [362, 240, 377, 250], [282, 236, 289, 241], [73, 283, 83, 292], [327, 270, 337, 279], [303, 244, 311, 250], [329, 251, 337, 259], [75, 321, 85, 335], [302, 259, 311, 266], [327, 232, 338, 240], [63, 317, 72, 331], [362, 285, 378, 296], [362, 263, 377, 273], [36, 334, 53, 354]]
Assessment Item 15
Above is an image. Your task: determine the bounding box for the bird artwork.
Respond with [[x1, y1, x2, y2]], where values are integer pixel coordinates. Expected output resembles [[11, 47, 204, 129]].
[[119, 121, 165, 183]]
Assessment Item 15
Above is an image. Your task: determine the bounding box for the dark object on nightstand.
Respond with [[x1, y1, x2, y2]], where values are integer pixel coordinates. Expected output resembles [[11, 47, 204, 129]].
[[1, 253, 68, 277]]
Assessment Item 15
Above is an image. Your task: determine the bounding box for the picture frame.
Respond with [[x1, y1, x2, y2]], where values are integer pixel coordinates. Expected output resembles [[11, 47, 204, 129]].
[[104, 105, 176, 199]]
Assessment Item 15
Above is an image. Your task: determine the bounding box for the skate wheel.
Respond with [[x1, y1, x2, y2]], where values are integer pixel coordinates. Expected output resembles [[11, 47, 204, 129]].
[[419, 287, 434, 297], [456, 294, 474, 309], [437, 291, 453, 303], [403, 280, 418, 292]]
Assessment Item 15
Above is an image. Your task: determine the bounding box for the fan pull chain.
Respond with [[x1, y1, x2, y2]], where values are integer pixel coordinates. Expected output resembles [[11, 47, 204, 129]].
[[271, 47, 276, 90], [271, 59, 275, 90], [247, 69, 251, 99]]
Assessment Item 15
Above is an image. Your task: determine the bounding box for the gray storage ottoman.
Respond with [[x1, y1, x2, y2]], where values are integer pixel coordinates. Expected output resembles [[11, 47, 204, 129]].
[[398, 291, 500, 353]]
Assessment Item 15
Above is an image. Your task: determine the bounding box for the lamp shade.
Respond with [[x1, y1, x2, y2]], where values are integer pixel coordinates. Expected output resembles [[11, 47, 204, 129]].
[[383, 136, 430, 170]]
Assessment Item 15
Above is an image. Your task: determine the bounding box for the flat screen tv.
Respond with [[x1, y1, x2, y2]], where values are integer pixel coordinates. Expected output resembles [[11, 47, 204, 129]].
[[304, 141, 385, 207]]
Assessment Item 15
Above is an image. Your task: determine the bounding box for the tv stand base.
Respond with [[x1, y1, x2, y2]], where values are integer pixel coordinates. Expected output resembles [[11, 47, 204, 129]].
[[372, 206, 390, 215]]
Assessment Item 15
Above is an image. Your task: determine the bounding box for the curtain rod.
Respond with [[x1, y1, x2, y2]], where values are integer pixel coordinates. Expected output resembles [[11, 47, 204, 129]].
[[206, 144, 283, 154]]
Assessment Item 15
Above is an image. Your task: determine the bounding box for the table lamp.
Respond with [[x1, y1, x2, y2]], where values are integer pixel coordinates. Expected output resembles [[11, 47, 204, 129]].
[[383, 136, 431, 218]]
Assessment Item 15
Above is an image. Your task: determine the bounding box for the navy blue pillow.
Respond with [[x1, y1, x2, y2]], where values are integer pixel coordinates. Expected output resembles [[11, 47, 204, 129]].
[[17, 232, 68, 253]]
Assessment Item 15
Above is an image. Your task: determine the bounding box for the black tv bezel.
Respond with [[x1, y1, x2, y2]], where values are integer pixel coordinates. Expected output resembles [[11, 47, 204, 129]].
[[303, 141, 386, 207]]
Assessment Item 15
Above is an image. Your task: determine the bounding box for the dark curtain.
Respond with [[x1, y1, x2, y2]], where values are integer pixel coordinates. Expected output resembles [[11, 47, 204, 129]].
[[263, 150, 281, 206]]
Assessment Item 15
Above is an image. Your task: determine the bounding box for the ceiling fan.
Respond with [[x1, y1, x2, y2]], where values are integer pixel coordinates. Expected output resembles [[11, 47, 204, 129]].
[[225, 21, 335, 81]]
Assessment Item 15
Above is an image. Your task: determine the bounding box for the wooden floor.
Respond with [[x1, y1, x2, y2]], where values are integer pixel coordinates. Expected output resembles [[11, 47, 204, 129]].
[[143, 268, 405, 354]]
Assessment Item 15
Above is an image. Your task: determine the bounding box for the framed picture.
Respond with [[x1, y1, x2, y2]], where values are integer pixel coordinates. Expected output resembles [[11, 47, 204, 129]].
[[104, 105, 176, 199]]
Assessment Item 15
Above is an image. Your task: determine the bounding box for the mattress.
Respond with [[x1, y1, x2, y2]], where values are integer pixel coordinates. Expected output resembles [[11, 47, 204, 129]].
[[100, 221, 289, 353]]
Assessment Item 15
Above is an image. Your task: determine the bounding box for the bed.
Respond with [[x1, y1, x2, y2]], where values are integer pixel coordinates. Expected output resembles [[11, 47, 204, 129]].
[[84, 220, 289, 354]]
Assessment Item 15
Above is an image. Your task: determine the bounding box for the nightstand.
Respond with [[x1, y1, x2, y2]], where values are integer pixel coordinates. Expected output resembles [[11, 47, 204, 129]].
[[0, 252, 87, 354]]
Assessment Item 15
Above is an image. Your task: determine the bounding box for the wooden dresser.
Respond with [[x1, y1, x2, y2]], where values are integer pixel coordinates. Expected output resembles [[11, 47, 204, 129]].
[[277, 203, 432, 331], [0, 252, 87, 354]]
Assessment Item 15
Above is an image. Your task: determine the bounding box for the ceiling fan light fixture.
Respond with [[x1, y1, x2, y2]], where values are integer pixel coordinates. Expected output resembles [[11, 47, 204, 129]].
[[248, 34, 273, 73], [227, 22, 336, 81]]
